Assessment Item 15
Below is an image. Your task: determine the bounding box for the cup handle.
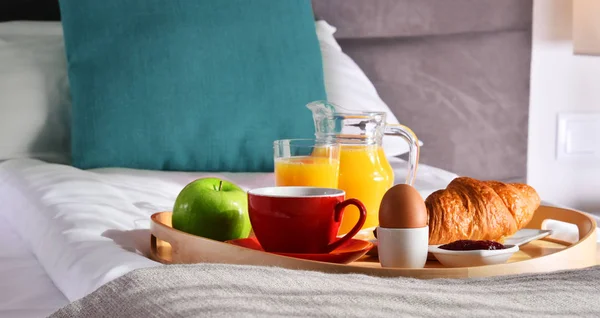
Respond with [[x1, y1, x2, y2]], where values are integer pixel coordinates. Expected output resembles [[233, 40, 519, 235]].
[[326, 199, 367, 252], [384, 123, 420, 185]]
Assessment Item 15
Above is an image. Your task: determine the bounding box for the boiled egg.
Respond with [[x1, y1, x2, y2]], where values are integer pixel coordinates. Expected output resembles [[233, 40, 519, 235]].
[[378, 184, 427, 228]]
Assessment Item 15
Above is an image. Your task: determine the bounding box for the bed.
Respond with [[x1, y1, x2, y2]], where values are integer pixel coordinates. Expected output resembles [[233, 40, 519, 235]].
[[0, 158, 459, 316], [1, 1, 599, 317]]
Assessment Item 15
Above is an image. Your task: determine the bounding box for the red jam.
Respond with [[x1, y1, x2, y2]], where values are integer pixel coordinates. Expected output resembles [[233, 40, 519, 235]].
[[439, 240, 506, 251]]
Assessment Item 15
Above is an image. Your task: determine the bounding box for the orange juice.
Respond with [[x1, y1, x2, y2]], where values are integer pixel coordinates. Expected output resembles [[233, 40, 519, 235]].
[[275, 156, 339, 188], [337, 145, 393, 235]]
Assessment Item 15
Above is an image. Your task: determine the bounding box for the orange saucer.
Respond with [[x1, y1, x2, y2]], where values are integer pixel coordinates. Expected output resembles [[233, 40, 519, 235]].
[[226, 237, 373, 264]]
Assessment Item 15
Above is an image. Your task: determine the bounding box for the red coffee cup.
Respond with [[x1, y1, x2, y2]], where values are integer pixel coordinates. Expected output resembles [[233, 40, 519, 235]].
[[247, 186, 367, 254]]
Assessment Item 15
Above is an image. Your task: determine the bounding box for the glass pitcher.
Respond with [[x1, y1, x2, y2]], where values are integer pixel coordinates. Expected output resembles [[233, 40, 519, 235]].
[[307, 101, 420, 236]]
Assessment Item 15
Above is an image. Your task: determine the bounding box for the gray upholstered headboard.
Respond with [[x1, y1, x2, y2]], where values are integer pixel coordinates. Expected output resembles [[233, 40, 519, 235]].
[[313, 0, 533, 183]]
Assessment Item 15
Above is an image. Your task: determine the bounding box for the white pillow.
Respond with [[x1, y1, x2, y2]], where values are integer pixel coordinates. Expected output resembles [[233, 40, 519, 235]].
[[315, 20, 422, 157], [0, 20, 417, 164], [0, 21, 70, 163]]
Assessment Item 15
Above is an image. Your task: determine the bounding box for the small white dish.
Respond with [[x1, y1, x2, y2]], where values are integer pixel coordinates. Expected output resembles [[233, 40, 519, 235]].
[[428, 244, 519, 268]]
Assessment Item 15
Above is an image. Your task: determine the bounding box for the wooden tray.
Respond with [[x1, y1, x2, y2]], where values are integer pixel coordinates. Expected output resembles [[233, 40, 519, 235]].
[[149, 206, 597, 279]]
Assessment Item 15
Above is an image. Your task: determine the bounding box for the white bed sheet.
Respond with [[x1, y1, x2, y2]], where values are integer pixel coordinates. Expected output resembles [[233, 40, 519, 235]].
[[0, 157, 458, 312]]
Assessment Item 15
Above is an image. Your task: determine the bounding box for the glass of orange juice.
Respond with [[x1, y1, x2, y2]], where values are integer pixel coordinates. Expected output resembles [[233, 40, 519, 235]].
[[274, 139, 340, 188]]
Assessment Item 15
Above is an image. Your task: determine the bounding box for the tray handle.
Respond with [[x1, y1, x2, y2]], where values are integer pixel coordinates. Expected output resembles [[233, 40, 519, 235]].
[[526, 206, 597, 241], [151, 234, 158, 256]]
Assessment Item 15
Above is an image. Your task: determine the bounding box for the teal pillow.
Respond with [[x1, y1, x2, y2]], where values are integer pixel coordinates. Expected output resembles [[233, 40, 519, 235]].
[[59, 0, 326, 172]]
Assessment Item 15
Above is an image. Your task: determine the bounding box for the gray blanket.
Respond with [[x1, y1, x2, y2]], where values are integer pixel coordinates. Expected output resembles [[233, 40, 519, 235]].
[[51, 264, 600, 318]]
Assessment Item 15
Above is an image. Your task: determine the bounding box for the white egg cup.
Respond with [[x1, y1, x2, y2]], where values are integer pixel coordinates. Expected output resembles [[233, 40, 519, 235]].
[[377, 226, 429, 268]]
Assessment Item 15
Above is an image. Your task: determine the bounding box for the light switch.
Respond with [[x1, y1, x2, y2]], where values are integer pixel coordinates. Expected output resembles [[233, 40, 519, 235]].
[[565, 120, 595, 154], [557, 113, 600, 161]]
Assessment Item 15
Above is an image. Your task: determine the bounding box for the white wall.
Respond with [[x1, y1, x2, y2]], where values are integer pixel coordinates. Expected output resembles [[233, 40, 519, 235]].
[[528, 0, 600, 214]]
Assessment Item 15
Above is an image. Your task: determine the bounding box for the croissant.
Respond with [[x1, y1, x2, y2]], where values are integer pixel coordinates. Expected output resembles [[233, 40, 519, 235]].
[[425, 177, 541, 245]]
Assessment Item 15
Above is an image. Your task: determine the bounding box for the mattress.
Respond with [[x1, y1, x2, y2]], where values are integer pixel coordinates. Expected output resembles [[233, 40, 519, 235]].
[[0, 157, 459, 316]]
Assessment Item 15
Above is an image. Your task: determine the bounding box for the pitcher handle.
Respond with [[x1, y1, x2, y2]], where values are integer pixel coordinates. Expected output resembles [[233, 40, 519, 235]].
[[384, 124, 420, 185]]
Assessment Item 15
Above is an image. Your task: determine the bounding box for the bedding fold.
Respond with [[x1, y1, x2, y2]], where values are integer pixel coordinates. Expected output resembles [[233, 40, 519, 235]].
[[51, 263, 600, 317], [0, 159, 160, 301]]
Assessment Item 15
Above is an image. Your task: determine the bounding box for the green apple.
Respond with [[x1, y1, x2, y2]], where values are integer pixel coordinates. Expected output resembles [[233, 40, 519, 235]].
[[171, 177, 251, 241]]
